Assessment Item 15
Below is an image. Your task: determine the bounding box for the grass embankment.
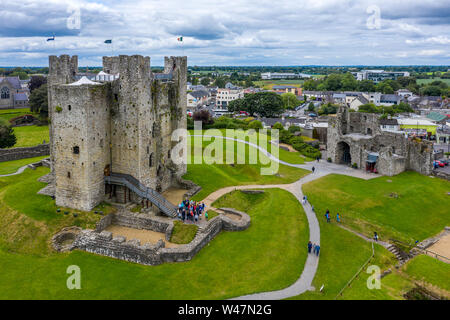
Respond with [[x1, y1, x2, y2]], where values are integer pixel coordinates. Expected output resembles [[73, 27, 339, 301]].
[[289, 172, 450, 300], [188, 129, 313, 165], [170, 221, 198, 244], [0, 108, 32, 121], [12, 125, 49, 147], [184, 133, 309, 200], [0, 167, 114, 256], [0, 156, 48, 175], [0, 172, 308, 299], [301, 172, 450, 243]]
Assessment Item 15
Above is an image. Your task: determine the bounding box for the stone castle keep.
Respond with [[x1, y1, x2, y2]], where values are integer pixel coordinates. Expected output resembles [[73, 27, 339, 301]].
[[327, 107, 433, 176], [47, 54, 187, 214]]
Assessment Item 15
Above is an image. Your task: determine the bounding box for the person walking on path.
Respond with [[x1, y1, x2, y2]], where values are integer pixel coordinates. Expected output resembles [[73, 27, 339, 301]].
[[315, 245, 320, 256], [308, 241, 312, 254], [312, 166, 315, 173], [325, 210, 330, 223], [336, 213, 340, 223], [311, 205, 314, 212], [374, 231, 379, 242]]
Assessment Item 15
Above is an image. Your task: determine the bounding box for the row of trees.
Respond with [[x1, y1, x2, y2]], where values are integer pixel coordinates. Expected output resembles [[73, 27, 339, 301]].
[[357, 102, 414, 115], [228, 92, 285, 117], [303, 73, 450, 97]]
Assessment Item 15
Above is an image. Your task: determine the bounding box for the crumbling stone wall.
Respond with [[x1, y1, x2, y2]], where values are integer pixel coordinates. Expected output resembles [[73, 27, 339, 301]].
[[71, 209, 250, 266], [0, 144, 49, 162], [327, 107, 433, 176], [48, 54, 187, 211]]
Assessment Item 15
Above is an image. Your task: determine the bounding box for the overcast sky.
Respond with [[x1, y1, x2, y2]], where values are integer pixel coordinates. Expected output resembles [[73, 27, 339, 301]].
[[0, 0, 449, 66]]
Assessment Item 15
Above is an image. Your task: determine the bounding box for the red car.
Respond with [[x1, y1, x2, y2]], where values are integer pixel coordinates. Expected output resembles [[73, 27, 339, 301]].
[[434, 161, 445, 168]]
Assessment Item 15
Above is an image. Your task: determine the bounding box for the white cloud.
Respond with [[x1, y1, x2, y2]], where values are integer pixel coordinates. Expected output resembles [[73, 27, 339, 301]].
[[0, 0, 449, 65]]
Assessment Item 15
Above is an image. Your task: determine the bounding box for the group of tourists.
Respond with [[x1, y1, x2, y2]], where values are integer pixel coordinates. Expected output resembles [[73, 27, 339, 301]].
[[177, 199, 208, 223], [307, 241, 320, 256], [324, 209, 340, 223]]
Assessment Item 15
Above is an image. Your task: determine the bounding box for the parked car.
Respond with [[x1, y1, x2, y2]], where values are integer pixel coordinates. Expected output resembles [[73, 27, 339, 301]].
[[433, 160, 445, 168], [439, 159, 449, 166]]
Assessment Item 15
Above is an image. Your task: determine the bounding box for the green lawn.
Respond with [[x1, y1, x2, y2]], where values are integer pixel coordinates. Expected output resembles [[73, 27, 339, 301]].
[[12, 125, 49, 147], [184, 134, 309, 200], [0, 108, 33, 121], [289, 214, 395, 300], [301, 172, 450, 243], [0, 156, 48, 175], [170, 221, 198, 244], [403, 254, 450, 292], [0, 170, 309, 299]]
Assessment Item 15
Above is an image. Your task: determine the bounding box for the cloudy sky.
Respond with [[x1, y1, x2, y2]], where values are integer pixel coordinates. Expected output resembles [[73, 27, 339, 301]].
[[0, 0, 449, 66]]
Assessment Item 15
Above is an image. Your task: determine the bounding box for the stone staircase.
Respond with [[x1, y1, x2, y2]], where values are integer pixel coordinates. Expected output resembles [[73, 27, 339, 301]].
[[386, 243, 410, 266], [105, 172, 178, 218]]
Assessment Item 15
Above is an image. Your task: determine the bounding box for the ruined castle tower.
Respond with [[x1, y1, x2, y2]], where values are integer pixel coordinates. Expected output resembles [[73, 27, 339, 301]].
[[48, 54, 187, 211]]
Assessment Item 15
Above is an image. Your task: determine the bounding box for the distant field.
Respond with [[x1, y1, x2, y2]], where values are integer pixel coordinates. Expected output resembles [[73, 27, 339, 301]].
[[254, 80, 304, 89], [417, 78, 450, 85]]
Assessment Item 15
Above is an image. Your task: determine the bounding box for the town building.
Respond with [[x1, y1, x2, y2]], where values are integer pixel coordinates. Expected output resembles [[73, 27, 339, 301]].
[[0, 76, 30, 109], [215, 87, 244, 113], [354, 70, 410, 83]]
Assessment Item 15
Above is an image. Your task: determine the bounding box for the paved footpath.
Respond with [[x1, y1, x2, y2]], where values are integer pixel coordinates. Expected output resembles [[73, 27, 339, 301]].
[[196, 135, 378, 300], [0, 164, 30, 177]]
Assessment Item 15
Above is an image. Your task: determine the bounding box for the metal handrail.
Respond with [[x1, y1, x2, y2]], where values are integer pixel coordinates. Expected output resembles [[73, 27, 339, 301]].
[[105, 173, 177, 217], [389, 238, 450, 263]]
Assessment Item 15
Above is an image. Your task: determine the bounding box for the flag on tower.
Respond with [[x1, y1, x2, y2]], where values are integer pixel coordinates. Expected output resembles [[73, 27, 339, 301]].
[[47, 35, 55, 41], [104, 39, 112, 44], [177, 36, 183, 42]]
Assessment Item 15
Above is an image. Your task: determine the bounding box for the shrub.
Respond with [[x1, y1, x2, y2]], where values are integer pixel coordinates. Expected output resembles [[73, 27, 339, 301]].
[[0, 119, 17, 148], [193, 109, 213, 125], [272, 122, 284, 130], [55, 106, 63, 113], [248, 120, 263, 130], [288, 125, 301, 134], [352, 163, 358, 169]]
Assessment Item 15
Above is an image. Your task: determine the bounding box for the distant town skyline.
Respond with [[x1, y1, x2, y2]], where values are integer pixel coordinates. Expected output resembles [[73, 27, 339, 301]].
[[1, 0, 449, 66]]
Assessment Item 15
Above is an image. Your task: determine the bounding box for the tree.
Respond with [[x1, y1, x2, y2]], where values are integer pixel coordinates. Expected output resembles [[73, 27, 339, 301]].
[[341, 73, 358, 91], [214, 77, 227, 88], [248, 120, 263, 130], [307, 102, 315, 112], [358, 103, 379, 113], [420, 85, 442, 96], [318, 103, 338, 115], [200, 77, 210, 86], [228, 92, 284, 117], [281, 93, 300, 109], [29, 84, 48, 118], [0, 119, 17, 148], [358, 80, 376, 92], [28, 75, 47, 92], [193, 109, 213, 125]]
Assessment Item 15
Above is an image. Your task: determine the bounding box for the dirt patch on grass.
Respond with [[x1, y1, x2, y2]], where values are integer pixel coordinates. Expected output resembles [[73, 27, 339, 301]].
[[105, 225, 179, 248], [427, 233, 450, 260], [162, 187, 188, 206], [224, 213, 241, 221]]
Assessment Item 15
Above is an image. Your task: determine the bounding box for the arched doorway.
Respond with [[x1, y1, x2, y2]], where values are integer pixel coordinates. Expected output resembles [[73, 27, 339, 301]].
[[336, 141, 351, 165]]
